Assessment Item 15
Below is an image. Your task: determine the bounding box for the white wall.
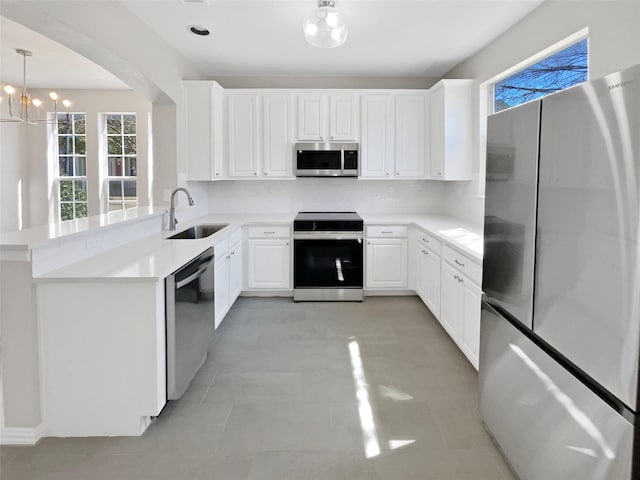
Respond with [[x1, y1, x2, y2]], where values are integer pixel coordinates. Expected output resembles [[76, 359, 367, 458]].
[[441, 0, 640, 225], [0, 121, 27, 233], [207, 179, 446, 215]]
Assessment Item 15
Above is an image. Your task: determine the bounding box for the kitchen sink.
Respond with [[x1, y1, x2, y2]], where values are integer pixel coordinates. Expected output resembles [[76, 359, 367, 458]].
[[167, 224, 229, 240]]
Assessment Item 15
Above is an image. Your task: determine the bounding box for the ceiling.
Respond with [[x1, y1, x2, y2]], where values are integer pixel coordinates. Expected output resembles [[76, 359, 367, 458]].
[[1, 0, 544, 90]]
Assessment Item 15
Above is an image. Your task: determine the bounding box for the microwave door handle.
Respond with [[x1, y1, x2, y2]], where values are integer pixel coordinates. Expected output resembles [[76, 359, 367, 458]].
[[341, 148, 344, 174]]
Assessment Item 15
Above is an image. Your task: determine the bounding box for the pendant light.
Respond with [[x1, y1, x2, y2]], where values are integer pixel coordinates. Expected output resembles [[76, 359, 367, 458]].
[[0, 49, 71, 125], [303, 0, 348, 48]]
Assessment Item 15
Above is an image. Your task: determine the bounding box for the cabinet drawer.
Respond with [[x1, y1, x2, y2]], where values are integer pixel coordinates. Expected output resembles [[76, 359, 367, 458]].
[[442, 245, 481, 285], [247, 226, 291, 238], [366, 225, 409, 238], [416, 230, 441, 255]]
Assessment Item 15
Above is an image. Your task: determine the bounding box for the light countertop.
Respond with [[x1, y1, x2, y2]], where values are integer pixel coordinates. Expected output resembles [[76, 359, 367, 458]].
[[34, 212, 482, 282]]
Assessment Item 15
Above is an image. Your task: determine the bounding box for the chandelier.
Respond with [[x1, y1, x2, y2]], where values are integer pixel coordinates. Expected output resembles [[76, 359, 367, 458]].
[[1, 49, 71, 125], [303, 0, 348, 48]]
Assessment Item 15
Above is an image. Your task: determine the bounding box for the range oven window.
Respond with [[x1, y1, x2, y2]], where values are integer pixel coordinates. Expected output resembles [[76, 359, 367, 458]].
[[294, 239, 363, 288]]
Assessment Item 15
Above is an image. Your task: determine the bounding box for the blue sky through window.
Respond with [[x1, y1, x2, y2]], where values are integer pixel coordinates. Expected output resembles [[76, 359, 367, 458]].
[[494, 38, 588, 112]]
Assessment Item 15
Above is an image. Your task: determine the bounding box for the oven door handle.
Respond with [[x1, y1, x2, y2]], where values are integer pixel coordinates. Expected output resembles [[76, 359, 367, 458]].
[[293, 232, 363, 240]]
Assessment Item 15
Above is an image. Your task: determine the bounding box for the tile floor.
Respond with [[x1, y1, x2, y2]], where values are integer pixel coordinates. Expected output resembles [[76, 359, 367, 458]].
[[0, 296, 515, 480]]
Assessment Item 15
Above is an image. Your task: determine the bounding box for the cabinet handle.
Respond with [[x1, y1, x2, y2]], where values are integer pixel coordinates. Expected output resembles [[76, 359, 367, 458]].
[[227, 255, 231, 259], [381, 231, 392, 234], [265, 172, 268, 176], [264, 231, 276, 235], [367, 241, 371, 245], [286, 242, 289, 246], [459, 277, 463, 284], [421, 249, 427, 255], [254, 172, 257, 176], [215, 172, 220, 176], [386, 172, 390, 176], [320, 136, 324, 140], [422, 237, 429, 243], [454, 259, 465, 267]]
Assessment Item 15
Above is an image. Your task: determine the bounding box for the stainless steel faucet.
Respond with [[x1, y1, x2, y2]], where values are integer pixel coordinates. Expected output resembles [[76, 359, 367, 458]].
[[169, 187, 194, 230]]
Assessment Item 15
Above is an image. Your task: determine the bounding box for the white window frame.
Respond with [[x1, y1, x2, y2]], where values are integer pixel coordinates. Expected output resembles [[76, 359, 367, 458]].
[[104, 112, 138, 212], [477, 28, 589, 196], [54, 112, 88, 221]]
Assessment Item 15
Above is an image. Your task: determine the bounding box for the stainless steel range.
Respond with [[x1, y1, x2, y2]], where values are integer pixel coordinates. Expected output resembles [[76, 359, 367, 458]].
[[293, 212, 364, 302]]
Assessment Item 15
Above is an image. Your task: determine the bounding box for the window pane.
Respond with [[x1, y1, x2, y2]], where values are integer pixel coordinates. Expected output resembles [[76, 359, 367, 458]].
[[494, 38, 588, 112], [59, 181, 73, 201], [74, 180, 87, 201], [106, 114, 122, 134], [123, 181, 137, 198], [74, 116, 86, 134], [74, 136, 86, 155], [74, 157, 86, 176], [58, 117, 72, 135], [123, 136, 136, 155], [58, 136, 72, 155], [107, 136, 122, 155], [59, 157, 73, 176], [108, 157, 123, 176], [109, 203, 123, 212], [124, 202, 137, 210], [75, 202, 88, 218], [60, 203, 74, 221], [123, 115, 136, 134], [125, 158, 137, 176], [109, 180, 123, 199]]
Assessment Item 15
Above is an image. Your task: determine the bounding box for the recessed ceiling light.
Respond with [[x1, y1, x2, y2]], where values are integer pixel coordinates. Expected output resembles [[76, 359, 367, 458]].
[[189, 25, 211, 36]]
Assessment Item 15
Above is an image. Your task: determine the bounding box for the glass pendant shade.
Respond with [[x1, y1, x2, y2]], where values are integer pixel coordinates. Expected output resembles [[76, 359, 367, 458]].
[[304, 0, 348, 48]]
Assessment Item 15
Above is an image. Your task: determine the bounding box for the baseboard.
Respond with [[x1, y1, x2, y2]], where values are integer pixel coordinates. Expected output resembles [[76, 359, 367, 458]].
[[0, 423, 44, 445]]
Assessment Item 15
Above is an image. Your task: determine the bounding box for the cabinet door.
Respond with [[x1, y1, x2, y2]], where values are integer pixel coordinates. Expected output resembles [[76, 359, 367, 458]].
[[329, 95, 358, 141], [415, 241, 427, 300], [248, 239, 291, 289], [214, 257, 230, 329], [366, 238, 408, 288], [297, 95, 326, 141], [461, 275, 481, 370], [228, 95, 258, 177], [229, 240, 243, 303], [440, 262, 461, 340], [360, 95, 393, 178], [424, 248, 441, 319], [395, 95, 426, 178], [429, 85, 445, 178], [263, 94, 293, 177], [185, 82, 224, 180]]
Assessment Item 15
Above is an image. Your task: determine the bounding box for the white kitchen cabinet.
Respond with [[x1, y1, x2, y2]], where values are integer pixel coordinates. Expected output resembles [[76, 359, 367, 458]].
[[214, 253, 230, 329], [228, 94, 259, 177], [247, 226, 291, 290], [360, 95, 394, 177], [429, 79, 473, 180], [394, 94, 428, 178], [263, 94, 294, 177], [184, 81, 225, 180], [229, 239, 243, 303], [415, 238, 441, 319], [365, 226, 408, 289], [439, 247, 482, 370], [297, 94, 358, 141]]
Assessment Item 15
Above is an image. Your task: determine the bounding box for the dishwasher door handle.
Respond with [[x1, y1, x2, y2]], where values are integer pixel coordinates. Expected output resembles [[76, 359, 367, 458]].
[[176, 257, 215, 289]]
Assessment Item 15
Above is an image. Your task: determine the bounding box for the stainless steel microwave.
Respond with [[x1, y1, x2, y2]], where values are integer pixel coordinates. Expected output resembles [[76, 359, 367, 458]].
[[295, 143, 359, 177]]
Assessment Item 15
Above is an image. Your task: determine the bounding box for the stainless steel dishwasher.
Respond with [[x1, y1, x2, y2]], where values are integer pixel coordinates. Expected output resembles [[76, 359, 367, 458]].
[[165, 247, 215, 400]]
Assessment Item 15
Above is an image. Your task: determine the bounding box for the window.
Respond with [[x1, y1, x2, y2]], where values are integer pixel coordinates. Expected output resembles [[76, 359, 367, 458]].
[[493, 38, 588, 112], [56, 113, 88, 220], [105, 113, 137, 211]]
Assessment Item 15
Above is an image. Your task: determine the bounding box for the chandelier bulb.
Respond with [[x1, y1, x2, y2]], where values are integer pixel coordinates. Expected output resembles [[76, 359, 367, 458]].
[[32, 98, 42, 107], [4, 85, 16, 95], [49, 91, 59, 101], [62, 99, 71, 109]]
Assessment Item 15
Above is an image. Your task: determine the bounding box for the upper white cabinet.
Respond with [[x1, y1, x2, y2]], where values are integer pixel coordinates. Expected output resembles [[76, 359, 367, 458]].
[[360, 95, 394, 177], [429, 79, 473, 180], [394, 94, 428, 178], [184, 81, 225, 180], [297, 94, 358, 142], [228, 94, 259, 177], [263, 94, 294, 178]]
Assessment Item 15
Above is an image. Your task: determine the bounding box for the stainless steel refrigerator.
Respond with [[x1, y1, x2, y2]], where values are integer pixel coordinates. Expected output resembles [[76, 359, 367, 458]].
[[480, 63, 640, 479]]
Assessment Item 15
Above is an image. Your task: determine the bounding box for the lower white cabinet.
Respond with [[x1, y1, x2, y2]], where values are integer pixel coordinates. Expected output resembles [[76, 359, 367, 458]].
[[365, 226, 408, 289], [214, 233, 243, 329], [415, 239, 441, 319], [246, 226, 291, 289], [229, 240, 242, 302], [440, 257, 481, 370], [214, 254, 230, 329]]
